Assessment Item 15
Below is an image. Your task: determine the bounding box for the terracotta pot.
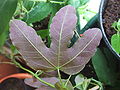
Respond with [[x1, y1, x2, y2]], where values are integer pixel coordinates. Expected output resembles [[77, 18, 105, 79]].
[[0, 54, 19, 79]]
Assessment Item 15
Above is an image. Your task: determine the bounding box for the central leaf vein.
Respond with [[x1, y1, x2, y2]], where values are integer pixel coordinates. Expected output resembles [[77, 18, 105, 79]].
[[60, 30, 99, 68], [57, 7, 69, 67], [13, 22, 56, 68]]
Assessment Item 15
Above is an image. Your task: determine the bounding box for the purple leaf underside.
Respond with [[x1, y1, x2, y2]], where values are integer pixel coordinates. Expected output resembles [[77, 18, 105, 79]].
[[10, 5, 102, 75], [24, 77, 59, 89]]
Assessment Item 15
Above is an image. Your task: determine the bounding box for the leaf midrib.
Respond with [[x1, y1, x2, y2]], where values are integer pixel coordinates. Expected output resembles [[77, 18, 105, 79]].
[[12, 21, 56, 68], [60, 30, 100, 68], [57, 7, 69, 67]]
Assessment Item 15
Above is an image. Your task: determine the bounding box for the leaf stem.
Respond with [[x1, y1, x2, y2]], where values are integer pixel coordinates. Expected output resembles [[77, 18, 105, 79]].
[[73, 81, 83, 89], [57, 69, 64, 87], [13, 60, 55, 88], [49, 1, 65, 4], [64, 75, 71, 87], [91, 78, 103, 90], [29, 0, 65, 4]]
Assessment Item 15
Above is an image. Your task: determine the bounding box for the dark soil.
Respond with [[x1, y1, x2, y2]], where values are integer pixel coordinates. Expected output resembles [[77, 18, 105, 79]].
[[103, 0, 120, 40]]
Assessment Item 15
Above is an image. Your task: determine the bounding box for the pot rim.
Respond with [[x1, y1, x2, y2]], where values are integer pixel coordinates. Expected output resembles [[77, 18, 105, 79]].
[[0, 73, 32, 83], [99, 0, 120, 60]]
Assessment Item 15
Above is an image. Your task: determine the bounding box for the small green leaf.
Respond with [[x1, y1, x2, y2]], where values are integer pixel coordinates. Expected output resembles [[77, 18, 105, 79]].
[[23, 2, 52, 24], [117, 19, 120, 30], [111, 34, 120, 54], [75, 74, 91, 90], [112, 19, 120, 31], [111, 21, 117, 30], [75, 74, 85, 84]]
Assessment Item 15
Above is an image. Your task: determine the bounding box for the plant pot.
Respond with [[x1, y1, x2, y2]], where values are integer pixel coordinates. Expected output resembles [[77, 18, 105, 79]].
[[0, 54, 19, 79], [93, 0, 120, 88], [0, 73, 32, 83], [0, 73, 34, 90], [99, 0, 120, 60]]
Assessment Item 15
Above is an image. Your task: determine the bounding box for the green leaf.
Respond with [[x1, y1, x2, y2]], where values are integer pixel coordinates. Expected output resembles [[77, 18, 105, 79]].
[[112, 19, 120, 31], [0, 0, 18, 34], [0, 0, 18, 48], [117, 19, 120, 30], [0, 31, 8, 48], [68, 0, 81, 9], [80, 0, 89, 6], [111, 21, 117, 30], [75, 74, 90, 90], [68, 0, 89, 8], [37, 29, 49, 39], [23, 0, 35, 11], [48, 3, 62, 28], [23, 2, 52, 24], [92, 48, 117, 86], [111, 34, 120, 54], [37, 29, 51, 47]]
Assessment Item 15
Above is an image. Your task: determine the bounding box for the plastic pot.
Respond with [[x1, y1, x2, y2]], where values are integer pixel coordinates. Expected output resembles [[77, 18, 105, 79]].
[[99, 0, 120, 60]]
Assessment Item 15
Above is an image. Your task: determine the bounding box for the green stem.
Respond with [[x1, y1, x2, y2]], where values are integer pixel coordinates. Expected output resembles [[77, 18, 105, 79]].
[[64, 75, 71, 87], [86, 9, 97, 14], [73, 82, 82, 89], [29, 0, 65, 4], [91, 78, 103, 90], [57, 69, 64, 87], [13, 60, 55, 88], [49, 1, 65, 4]]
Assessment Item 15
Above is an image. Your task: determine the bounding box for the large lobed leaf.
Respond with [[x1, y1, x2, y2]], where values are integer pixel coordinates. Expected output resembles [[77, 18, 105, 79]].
[[10, 5, 102, 75]]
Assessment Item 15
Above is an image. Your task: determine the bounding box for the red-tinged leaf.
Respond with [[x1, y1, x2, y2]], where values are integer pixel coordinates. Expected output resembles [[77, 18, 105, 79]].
[[49, 5, 77, 67], [10, 19, 56, 71], [10, 5, 102, 75], [24, 77, 58, 89], [60, 28, 102, 74]]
